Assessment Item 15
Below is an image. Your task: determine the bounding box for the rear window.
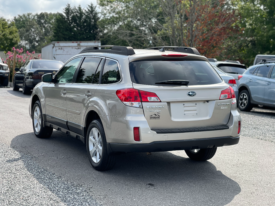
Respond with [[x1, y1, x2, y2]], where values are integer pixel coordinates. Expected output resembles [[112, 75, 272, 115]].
[[218, 65, 246, 74], [255, 56, 275, 64], [129, 60, 222, 86], [32, 61, 63, 70]]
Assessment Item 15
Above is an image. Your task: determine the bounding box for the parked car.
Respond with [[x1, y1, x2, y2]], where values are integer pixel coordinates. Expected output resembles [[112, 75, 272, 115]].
[[0, 58, 9, 87], [210, 61, 246, 86], [238, 61, 275, 111], [253, 54, 275, 65], [212, 66, 238, 98], [13, 59, 63, 94], [29, 46, 241, 171]]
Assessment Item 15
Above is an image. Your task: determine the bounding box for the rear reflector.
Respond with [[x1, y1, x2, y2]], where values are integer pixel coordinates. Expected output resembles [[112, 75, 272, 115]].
[[238, 75, 243, 80], [228, 79, 237, 85], [238, 121, 241, 134], [116, 88, 161, 108], [220, 86, 236, 104], [161, 54, 188, 57], [134, 127, 140, 141]]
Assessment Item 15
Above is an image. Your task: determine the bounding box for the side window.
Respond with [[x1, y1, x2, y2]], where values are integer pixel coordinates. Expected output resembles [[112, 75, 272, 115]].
[[255, 65, 271, 78], [76, 58, 101, 83], [250, 67, 258, 74], [55, 58, 82, 83], [92, 59, 104, 84], [101, 59, 121, 84], [270, 67, 275, 79]]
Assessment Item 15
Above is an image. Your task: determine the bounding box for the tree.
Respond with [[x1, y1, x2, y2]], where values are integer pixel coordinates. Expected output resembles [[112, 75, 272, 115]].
[[98, 0, 240, 55], [52, 3, 100, 41], [0, 18, 20, 52], [236, 0, 275, 65], [14, 13, 57, 52]]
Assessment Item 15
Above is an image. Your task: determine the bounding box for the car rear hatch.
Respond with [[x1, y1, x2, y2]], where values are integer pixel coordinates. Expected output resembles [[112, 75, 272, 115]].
[[32, 70, 58, 80], [128, 55, 235, 131]]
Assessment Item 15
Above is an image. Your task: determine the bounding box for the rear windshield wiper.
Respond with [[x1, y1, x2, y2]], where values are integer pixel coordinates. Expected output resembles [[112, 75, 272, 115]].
[[155, 80, 189, 86]]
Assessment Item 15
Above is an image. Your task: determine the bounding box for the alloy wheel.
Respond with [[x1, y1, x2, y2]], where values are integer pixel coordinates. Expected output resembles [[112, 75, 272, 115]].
[[33, 106, 42, 133], [89, 128, 103, 164], [239, 93, 248, 109]]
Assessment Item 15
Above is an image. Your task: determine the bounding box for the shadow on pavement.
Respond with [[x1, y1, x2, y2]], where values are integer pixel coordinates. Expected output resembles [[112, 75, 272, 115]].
[[6, 89, 31, 98], [10, 131, 241, 206]]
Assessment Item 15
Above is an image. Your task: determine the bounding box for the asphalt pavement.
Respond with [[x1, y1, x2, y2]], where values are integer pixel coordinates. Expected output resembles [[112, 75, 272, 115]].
[[0, 88, 275, 206]]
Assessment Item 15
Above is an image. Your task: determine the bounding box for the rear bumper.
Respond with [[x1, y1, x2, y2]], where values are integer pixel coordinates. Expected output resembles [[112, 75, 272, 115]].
[[109, 136, 239, 153], [25, 79, 41, 88]]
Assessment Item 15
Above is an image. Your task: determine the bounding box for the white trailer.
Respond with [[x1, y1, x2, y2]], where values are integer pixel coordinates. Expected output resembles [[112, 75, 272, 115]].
[[41, 41, 101, 63]]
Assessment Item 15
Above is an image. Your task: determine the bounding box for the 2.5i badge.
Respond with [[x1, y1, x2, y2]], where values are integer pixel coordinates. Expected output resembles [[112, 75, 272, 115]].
[[150, 113, 160, 120]]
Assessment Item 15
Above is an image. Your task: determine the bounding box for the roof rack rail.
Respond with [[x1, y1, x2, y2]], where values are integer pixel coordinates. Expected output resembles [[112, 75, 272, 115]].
[[257, 58, 275, 64], [80, 45, 135, 56], [148, 46, 201, 55]]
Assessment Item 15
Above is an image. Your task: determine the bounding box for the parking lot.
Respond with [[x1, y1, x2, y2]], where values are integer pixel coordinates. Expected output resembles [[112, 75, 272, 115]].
[[0, 87, 275, 206]]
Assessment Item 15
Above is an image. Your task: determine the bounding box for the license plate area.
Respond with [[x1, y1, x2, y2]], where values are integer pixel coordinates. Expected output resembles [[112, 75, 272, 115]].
[[170, 101, 215, 121]]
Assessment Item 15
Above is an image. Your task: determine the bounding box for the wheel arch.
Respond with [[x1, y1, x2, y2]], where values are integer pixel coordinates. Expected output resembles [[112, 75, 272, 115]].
[[238, 85, 254, 102], [84, 110, 103, 140], [31, 95, 40, 117]]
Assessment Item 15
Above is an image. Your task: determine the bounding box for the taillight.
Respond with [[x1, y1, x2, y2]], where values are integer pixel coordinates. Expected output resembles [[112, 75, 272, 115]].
[[134, 127, 140, 141], [219, 86, 236, 104], [116, 88, 161, 108], [238, 75, 243, 80], [228, 79, 236, 85], [161, 54, 188, 57], [139, 90, 160, 102], [238, 121, 241, 134]]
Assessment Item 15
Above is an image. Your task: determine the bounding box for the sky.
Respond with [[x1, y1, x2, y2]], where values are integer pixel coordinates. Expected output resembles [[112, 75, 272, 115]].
[[0, 0, 98, 19]]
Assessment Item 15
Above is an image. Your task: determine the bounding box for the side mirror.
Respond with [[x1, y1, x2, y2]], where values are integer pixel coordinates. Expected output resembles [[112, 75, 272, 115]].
[[15, 68, 20, 72], [42, 73, 53, 83], [20, 67, 25, 73]]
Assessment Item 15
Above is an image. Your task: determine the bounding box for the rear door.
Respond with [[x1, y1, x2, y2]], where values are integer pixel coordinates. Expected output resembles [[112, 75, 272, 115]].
[[65, 57, 103, 135], [266, 66, 275, 105], [252, 65, 272, 104], [130, 59, 232, 130]]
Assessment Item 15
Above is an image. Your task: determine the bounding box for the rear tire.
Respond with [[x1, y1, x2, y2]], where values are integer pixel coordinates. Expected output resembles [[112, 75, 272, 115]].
[[22, 81, 31, 94], [238, 90, 253, 111], [13, 79, 19, 91], [86, 120, 116, 171], [2, 77, 8, 87], [185, 147, 217, 161], [32, 101, 53, 138]]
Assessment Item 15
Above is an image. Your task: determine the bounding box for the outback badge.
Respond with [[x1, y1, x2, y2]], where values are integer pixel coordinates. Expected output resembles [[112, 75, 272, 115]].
[[188, 91, 196, 97]]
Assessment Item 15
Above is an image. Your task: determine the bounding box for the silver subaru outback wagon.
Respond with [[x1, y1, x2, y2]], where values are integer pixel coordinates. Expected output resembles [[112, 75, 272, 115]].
[[29, 46, 241, 171]]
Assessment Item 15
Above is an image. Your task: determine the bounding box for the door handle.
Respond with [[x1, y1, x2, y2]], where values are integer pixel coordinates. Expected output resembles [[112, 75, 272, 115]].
[[249, 79, 253, 82], [61, 89, 66, 95], [267, 82, 271, 85], [85, 91, 92, 97]]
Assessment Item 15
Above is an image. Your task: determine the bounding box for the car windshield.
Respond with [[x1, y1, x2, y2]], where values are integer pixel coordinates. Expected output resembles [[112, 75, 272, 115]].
[[32, 61, 63, 70], [213, 66, 226, 74], [129, 60, 222, 86], [218, 65, 246, 74]]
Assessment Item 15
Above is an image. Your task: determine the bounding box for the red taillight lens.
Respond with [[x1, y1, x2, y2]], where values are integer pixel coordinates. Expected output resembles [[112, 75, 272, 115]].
[[228, 79, 236, 85], [238, 75, 243, 80], [139, 90, 160, 102], [116, 88, 160, 107], [116, 89, 141, 102], [238, 121, 241, 134], [220, 86, 236, 100], [161, 54, 188, 57], [134, 127, 140, 141]]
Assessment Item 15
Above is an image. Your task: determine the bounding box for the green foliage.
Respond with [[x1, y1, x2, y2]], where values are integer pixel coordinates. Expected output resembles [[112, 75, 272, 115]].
[[52, 3, 100, 41], [235, 0, 275, 65], [0, 18, 20, 52], [14, 13, 57, 52]]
